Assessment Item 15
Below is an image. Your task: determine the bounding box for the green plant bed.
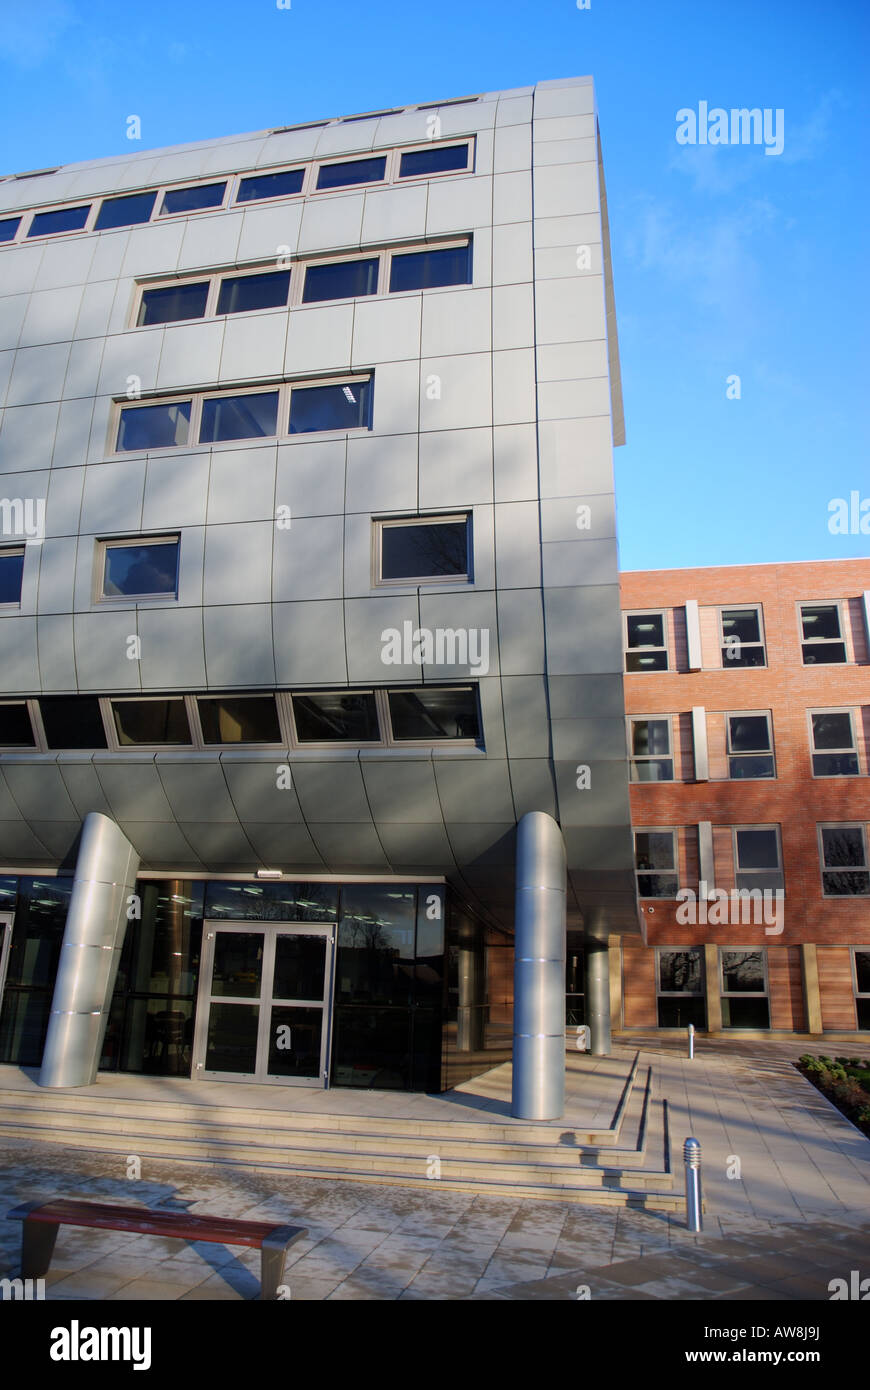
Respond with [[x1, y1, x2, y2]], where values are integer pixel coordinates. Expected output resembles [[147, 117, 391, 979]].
[[795, 1055, 870, 1139]]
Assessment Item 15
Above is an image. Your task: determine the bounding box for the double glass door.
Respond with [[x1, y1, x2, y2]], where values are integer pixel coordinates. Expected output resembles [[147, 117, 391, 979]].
[[193, 923, 335, 1085]]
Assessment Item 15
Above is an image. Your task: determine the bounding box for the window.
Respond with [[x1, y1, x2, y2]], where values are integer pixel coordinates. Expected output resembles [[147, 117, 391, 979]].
[[656, 949, 705, 1028], [624, 612, 668, 672], [634, 831, 677, 898], [733, 827, 783, 892], [159, 182, 226, 216], [216, 270, 291, 315], [116, 400, 191, 452], [720, 950, 769, 1029], [95, 191, 157, 230], [727, 713, 775, 779], [199, 390, 279, 443], [292, 692, 380, 744], [197, 696, 282, 745], [628, 718, 674, 782], [0, 702, 36, 747], [0, 218, 21, 242], [399, 144, 471, 178], [720, 606, 766, 667], [377, 515, 469, 583], [819, 825, 870, 897], [0, 548, 25, 605], [111, 699, 191, 746], [800, 602, 847, 664], [137, 281, 209, 326], [27, 205, 90, 237], [236, 169, 304, 203], [100, 538, 179, 600], [39, 696, 107, 750], [389, 243, 472, 293], [315, 156, 387, 190], [387, 687, 480, 741], [853, 949, 870, 1030], [302, 257, 379, 303], [288, 379, 372, 434], [810, 711, 859, 776]]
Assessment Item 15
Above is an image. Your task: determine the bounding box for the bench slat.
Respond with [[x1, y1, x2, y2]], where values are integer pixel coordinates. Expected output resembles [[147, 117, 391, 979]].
[[8, 1199, 301, 1250]]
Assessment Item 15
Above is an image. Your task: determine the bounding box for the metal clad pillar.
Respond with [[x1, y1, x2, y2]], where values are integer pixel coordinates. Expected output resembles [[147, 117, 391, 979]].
[[39, 812, 140, 1088], [511, 811, 566, 1120], [585, 941, 612, 1055]]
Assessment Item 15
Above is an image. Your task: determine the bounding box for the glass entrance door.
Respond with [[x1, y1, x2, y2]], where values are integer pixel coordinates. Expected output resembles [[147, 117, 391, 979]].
[[0, 913, 13, 1020], [192, 923, 335, 1085]]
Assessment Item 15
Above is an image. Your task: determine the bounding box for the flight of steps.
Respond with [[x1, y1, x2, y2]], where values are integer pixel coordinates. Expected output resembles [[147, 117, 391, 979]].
[[0, 1056, 682, 1209]]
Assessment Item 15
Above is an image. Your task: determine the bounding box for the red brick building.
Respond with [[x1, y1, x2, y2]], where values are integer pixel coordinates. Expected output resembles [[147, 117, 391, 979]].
[[616, 559, 870, 1039]]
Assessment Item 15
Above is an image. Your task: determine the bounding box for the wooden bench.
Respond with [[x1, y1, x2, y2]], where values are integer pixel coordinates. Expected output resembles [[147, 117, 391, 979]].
[[6, 1198, 306, 1300]]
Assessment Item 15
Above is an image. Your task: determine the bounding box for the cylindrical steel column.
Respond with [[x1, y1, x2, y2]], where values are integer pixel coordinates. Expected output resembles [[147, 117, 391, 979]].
[[511, 811, 566, 1120], [585, 941, 611, 1055], [39, 812, 140, 1088]]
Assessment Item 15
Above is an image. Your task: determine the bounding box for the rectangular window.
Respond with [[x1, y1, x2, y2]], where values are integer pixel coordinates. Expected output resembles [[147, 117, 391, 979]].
[[292, 692, 380, 744], [629, 718, 674, 782], [288, 379, 372, 434], [111, 699, 191, 746], [0, 548, 25, 605], [0, 218, 22, 242], [389, 243, 472, 293], [656, 949, 705, 1028], [27, 205, 90, 237], [137, 281, 209, 326], [625, 612, 668, 672], [116, 400, 191, 452], [39, 696, 107, 750], [727, 712, 775, 779], [387, 687, 480, 741], [95, 191, 157, 230], [734, 827, 783, 892], [800, 602, 847, 664], [197, 696, 282, 745], [159, 183, 226, 216], [216, 270, 291, 315], [236, 169, 304, 203], [0, 701, 36, 747], [720, 606, 766, 667], [315, 156, 387, 190], [854, 949, 870, 1030], [378, 516, 469, 582], [302, 257, 379, 303], [634, 831, 678, 898], [199, 390, 279, 443], [820, 825, 870, 897], [101, 538, 179, 600], [720, 950, 769, 1029], [810, 710, 859, 776], [399, 144, 471, 178]]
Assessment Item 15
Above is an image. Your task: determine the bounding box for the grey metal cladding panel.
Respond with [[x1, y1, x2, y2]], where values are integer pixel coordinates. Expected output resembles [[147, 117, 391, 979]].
[[500, 675, 550, 757], [0, 403, 60, 472], [417, 591, 499, 680], [0, 820, 52, 860], [273, 515, 344, 602], [359, 761, 442, 824], [0, 616, 39, 690], [57, 762, 114, 818], [0, 764, 78, 821], [176, 822, 259, 869], [115, 821, 203, 869], [542, 537, 619, 589], [80, 461, 146, 535], [73, 613, 142, 692], [434, 758, 515, 824], [506, 759, 558, 820], [276, 439, 346, 519], [540, 493, 615, 542], [94, 761, 175, 822], [203, 521, 273, 606], [144, 453, 210, 530], [138, 609, 207, 690], [24, 821, 81, 859], [494, 501, 542, 589], [548, 674, 626, 719], [291, 762, 373, 824], [242, 822, 325, 871], [0, 771, 24, 819], [554, 759, 631, 828], [376, 822, 456, 869], [219, 761, 305, 825], [207, 446, 277, 525], [202, 605, 276, 686], [306, 823, 390, 873], [418, 428, 494, 510], [551, 715, 627, 762], [345, 434, 419, 515], [496, 589, 546, 677], [562, 825, 636, 873], [474, 677, 507, 759], [272, 601, 348, 685], [344, 594, 421, 684], [537, 417, 615, 498], [445, 823, 516, 869], [543, 585, 623, 675], [155, 762, 240, 823]]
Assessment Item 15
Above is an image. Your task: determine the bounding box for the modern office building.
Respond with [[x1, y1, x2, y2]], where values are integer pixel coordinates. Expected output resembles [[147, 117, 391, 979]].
[[0, 78, 640, 1098]]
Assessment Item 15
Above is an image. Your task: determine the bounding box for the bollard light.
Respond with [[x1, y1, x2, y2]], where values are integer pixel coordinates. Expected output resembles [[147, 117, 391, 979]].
[[684, 1136, 702, 1232], [688, 1022, 695, 1059]]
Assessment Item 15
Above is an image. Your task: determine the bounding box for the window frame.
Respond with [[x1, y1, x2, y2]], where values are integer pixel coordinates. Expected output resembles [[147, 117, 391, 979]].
[[0, 698, 40, 750], [627, 714, 675, 783], [196, 384, 282, 446], [851, 947, 870, 1027], [287, 689, 382, 748], [807, 707, 861, 778], [623, 609, 669, 673], [395, 140, 474, 183], [731, 824, 784, 893], [633, 827, 679, 899], [656, 947, 705, 997], [0, 545, 26, 610], [373, 512, 472, 587], [718, 603, 767, 669], [195, 693, 289, 749], [797, 599, 849, 665], [719, 948, 770, 1017], [384, 684, 482, 747], [95, 534, 181, 605], [136, 278, 212, 328], [818, 822, 870, 898], [725, 709, 776, 780], [107, 694, 195, 751], [233, 164, 309, 207], [311, 153, 390, 194], [156, 178, 230, 220]]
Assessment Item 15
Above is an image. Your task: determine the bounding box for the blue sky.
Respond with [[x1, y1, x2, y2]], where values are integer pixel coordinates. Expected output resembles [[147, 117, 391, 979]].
[[0, 0, 867, 570]]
